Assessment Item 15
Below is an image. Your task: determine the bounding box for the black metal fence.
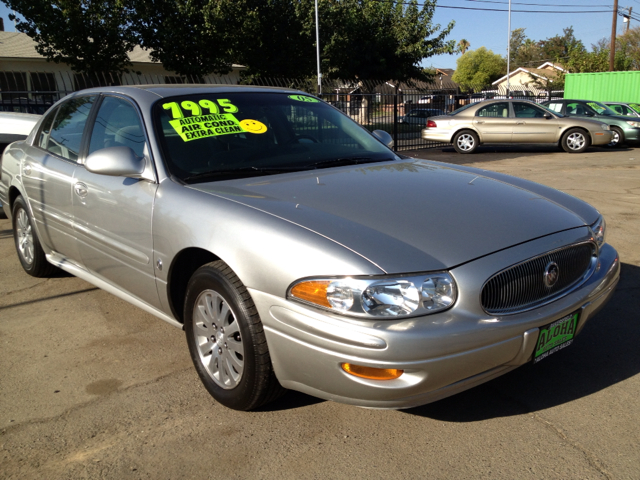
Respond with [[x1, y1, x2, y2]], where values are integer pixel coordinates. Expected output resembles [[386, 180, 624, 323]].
[[0, 70, 562, 151]]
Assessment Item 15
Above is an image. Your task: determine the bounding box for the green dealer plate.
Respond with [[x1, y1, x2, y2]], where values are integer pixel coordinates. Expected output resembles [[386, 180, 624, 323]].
[[533, 311, 579, 364]]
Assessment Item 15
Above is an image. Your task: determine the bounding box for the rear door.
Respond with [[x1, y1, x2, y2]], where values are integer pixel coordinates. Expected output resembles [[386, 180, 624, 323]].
[[72, 94, 160, 307], [473, 102, 513, 143]]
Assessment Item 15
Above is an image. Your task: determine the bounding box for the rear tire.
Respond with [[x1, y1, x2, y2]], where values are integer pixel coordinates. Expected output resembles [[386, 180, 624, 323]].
[[561, 128, 590, 153], [184, 260, 285, 411], [12, 196, 57, 277], [452, 130, 479, 154]]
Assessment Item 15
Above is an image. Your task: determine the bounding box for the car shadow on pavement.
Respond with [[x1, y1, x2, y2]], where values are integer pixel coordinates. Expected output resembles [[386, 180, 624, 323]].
[[405, 145, 636, 166], [404, 262, 640, 422], [257, 390, 326, 412]]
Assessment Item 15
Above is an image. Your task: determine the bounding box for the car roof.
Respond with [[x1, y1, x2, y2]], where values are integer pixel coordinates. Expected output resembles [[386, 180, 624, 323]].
[[70, 84, 307, 99]]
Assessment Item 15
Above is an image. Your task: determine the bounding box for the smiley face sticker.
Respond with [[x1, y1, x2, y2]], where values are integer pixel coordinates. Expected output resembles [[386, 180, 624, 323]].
[[240, 119, 268, 134]]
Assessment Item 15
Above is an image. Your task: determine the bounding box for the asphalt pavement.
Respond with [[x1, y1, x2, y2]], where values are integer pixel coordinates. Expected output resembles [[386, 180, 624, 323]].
[[1, 144, 639, 479]]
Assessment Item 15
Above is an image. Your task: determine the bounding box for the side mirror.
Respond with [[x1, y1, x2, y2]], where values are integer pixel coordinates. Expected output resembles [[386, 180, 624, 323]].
[[372, 129, 394, 149], [85, 146, 145, 177], [543, 113, 552, 119]]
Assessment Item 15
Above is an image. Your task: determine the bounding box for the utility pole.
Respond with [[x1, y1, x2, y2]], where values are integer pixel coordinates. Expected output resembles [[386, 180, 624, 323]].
[[625, 7, 633, 33], [506, 0, 512, 96], [610, 0, 619, 71], [315, 0, 322, 95]]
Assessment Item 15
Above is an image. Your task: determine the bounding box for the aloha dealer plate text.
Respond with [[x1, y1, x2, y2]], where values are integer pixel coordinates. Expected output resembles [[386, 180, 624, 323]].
[[533, 311, 579, 364]]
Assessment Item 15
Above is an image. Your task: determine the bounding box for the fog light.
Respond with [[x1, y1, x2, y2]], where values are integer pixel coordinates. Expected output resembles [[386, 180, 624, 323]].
[[341, 363, 403, 380]]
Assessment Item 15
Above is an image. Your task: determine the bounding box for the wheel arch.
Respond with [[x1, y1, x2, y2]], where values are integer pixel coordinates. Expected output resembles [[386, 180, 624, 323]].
[[559, 126, 590, 146], [167, 247, 220, 323], [8, 185, 24, 216], [450, 127, 482, 144]]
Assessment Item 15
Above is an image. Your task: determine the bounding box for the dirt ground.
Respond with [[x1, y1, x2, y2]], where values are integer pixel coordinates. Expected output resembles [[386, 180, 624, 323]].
[[1, 144, 639, 479]]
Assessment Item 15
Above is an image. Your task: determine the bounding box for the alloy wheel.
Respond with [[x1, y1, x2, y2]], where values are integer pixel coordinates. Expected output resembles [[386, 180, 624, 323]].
[[457, 134, 475, 151], [15, 208, 34, 265], [566, 132, 586, 151], [192, 289, 244, 389]]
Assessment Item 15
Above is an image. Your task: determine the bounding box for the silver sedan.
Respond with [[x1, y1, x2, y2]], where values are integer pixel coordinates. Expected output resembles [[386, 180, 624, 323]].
[[0, 86, 619, 411], [422, 99, 614, 153]]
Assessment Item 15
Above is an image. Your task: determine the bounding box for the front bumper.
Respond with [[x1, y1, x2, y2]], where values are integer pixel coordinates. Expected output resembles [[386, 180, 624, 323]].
[[251, 229, 620, 409], [591, 130, 615, 146], [622, 127, 640, 142]]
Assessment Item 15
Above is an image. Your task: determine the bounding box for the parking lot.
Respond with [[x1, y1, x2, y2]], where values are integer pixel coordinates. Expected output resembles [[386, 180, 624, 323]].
[[1, 144, 639, 479]]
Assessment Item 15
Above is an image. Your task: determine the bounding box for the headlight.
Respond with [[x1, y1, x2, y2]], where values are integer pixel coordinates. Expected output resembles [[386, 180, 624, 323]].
[[602, 124, 610, 130], [627, 121, 640, 127], [591, 216, 606, 248], [288, 272, 457, 318]]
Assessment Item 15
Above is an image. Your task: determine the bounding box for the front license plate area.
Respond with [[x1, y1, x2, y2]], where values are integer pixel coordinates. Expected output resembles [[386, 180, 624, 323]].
[[533, 311, 579, 364]]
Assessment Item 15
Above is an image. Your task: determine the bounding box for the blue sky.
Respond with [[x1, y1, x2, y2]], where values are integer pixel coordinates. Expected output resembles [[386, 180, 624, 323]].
[[0, 1, 632, 71]]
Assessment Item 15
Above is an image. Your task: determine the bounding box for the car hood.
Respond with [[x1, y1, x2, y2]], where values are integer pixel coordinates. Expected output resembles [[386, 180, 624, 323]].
[[190, 160, 595, 273]]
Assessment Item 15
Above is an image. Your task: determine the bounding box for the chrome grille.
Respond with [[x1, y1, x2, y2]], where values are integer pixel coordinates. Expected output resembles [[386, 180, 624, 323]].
[[481, 243, 596, 315]]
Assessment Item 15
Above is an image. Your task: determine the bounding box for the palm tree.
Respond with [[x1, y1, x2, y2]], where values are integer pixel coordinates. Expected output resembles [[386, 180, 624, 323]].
[[458, 39, 470, 54]]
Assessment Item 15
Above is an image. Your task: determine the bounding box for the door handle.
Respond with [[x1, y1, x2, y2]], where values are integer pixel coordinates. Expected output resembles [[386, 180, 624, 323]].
[[74, 183, 88, 198], [23, 164, 32, 176], [515, 121, 526, 125], [475, 120, 485, 124]]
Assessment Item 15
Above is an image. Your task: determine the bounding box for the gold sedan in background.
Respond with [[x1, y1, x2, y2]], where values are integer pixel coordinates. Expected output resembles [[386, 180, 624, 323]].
[[422, 99, 614, 154]]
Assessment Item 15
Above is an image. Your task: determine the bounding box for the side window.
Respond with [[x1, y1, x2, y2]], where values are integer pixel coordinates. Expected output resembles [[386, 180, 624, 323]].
[[609, 105, 624, 115], [88, 96, 147, 157], [38, 107, 59, 148], [565, 102, 586, 115], [476, 102, 510, 118], [547, 103, 563, 113], [45, 96, 95, 161], [513, 103, 545, 118]]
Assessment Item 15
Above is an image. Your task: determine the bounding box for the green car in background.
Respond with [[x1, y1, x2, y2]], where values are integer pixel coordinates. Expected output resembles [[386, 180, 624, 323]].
[[605, 102, 640, 118], [542, 99, 640, 147]]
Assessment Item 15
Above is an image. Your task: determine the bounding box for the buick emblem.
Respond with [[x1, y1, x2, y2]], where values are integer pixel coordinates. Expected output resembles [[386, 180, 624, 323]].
[[543, 261, 559, 288]]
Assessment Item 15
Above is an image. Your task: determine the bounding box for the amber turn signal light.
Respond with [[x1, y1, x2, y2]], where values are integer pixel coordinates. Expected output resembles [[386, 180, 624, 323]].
[[290, 281, 331, 308], [341, 363, 403, 380]]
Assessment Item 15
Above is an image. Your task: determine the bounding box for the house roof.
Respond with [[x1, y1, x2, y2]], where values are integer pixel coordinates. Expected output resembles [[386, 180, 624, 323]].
[[0, 32, 243, 68], [492, 66, 561, 85], [538, 62, 566, 72]]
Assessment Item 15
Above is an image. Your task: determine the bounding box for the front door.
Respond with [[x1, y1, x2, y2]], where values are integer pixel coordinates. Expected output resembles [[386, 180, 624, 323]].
[[511, 102, 560, 143], [72, 95, 160, 308]]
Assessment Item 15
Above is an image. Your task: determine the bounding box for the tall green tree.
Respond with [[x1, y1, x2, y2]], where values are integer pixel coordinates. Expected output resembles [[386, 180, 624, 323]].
[[508, 28, 544, 70], [236, 0, 455, 82], [539, 27, 585, 63], [129, 0, 241, 77], [4, 0, 137, 74], [452, 47, 506, 91]]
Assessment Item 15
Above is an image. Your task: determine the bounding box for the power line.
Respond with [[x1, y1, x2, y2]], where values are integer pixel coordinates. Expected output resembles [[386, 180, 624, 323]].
[[463, 0, 611, 7], [370, 0, 613, 14], [437, 4, 611, 13]]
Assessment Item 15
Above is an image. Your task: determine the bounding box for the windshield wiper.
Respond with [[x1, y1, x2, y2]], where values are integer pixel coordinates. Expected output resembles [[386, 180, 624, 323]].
[[306, 157, 393, 169]]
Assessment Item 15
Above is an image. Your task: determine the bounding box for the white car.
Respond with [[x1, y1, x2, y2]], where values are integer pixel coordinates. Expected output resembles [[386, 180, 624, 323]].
[[0, 111, 41, 216]]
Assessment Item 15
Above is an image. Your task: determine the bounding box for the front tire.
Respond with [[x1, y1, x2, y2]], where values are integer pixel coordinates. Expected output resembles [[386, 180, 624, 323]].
[[184, 261, 284, 411], [12, 196, 57, 277], [608, 126, 624, 147], [561, 128, 590, 153], [453, 130, 479, 154]]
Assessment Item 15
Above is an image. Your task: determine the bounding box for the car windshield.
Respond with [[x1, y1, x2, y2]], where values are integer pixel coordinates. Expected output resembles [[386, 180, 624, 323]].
[[586, 101, 618, 116], [154, 92, 397, 183], [629, 103, 640, 114]]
